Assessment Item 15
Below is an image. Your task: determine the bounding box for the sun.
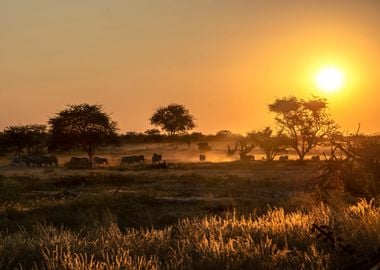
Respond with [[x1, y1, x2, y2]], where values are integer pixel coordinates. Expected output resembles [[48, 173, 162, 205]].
[[315, 67, 345, 93]]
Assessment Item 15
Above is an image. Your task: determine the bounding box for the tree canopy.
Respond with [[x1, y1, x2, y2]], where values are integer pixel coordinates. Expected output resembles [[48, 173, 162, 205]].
[[248, 127, 289, 161], [48, 104, 118, 161], [3, 124, 47, 157], [268, 96, 338, 160], [150, 103, 196, 135]]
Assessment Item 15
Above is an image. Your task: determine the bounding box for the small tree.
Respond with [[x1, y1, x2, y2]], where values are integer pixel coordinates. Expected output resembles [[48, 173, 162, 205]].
[[315, 134, 380, 198], [144, 129, 161, 136], [150, 103, 196, 135], [3, 124, 48, 157], [48, 104, 118, 162], [215, 130, 233, 140], [238, 141, 256, 161], [198, 142, 212, 153], [144, 128, 162, 143], [248, 127, 289, 161], [268, 96, 337, 160], [227, 142, 238, 156]]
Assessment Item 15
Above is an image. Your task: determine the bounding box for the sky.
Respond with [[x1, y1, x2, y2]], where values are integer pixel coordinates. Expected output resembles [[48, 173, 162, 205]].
[[1, 0, 379, 134]]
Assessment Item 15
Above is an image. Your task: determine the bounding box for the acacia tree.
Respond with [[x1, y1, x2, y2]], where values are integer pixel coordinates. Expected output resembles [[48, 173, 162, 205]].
[[268, 96, 337, 161], [0, 132, 5, 154], [3, 124, 48, 157], [48, 104, 118, 162], [144, 129, 161, 136], [248, 127, 289, 161], [150, 103, 196, 135]]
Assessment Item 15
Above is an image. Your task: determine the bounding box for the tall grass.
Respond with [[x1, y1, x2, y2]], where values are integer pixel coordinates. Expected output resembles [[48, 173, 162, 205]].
[[1, 199, 378, 270]]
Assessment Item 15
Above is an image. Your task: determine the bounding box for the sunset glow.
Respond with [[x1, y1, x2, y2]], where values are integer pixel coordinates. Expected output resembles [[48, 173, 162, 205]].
[[315, 67, 345, 93], [0, 2, 379, 268], [0, 1, 379, 133]]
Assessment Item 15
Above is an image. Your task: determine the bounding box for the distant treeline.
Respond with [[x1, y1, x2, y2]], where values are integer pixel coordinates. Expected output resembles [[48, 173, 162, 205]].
[[120, 130, 243, 144], [0, 99, 378, 162], [0, 128, 242, 155]]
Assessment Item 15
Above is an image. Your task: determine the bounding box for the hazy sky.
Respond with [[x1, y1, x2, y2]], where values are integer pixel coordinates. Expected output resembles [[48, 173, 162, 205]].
[[1, 0, 379, 134]]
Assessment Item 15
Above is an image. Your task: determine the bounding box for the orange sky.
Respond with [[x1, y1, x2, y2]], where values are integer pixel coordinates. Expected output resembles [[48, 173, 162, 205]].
[[1, 1, 379, 134]]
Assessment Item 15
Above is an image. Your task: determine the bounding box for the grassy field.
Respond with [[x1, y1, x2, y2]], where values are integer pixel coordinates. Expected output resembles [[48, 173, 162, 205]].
[[0, 145, 379, 269]]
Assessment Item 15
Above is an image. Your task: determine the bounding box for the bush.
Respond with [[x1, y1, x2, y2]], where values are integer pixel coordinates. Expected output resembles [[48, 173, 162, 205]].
[[313, 135, 380, 198]]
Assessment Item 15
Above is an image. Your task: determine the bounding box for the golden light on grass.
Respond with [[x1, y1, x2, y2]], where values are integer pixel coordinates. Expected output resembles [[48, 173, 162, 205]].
[[315, 67, 345, 93]]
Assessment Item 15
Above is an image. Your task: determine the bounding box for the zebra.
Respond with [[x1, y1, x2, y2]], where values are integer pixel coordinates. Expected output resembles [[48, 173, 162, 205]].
[[311, 155, 320, 161], [120, 155, 144, 166], [93, 157, 108, 166], [152, 153, 162, 164]]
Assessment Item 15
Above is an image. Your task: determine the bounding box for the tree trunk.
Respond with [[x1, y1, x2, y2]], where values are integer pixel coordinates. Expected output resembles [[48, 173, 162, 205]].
[[83, 145, 94, 168]]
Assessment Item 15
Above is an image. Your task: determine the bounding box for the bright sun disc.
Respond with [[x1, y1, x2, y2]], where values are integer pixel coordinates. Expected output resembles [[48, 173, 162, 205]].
[[315, 67, 344, 93]]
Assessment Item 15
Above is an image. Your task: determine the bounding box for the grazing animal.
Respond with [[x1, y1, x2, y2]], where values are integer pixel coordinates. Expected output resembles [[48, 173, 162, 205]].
[[279, 155, 289, 161], [93, 157, 108, 166], [152, 160, 168, 169], [10, 156, 25, 166], [120, 155, 144, 166], [199, 154, 206, 162], [240, 154, 255, 161], [10, 155, 58, 167], [42, 155, 58, 166], [152, 153, 162, 164], [120, 156, 130, 166], [311, 155, 320, 161], [136, 155, 145, 163], [23, 155, 44, 167], [65, 157, 92, 169]]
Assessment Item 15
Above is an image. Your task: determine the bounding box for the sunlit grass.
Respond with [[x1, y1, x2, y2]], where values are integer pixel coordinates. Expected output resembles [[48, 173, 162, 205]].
[[0, 200, 379, 269], [0, 160, 379, 269]]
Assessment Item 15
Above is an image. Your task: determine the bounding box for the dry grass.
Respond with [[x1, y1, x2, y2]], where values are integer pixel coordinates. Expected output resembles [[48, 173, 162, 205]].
[[0, 153, 379, 269], [0, 200, 379, 269]]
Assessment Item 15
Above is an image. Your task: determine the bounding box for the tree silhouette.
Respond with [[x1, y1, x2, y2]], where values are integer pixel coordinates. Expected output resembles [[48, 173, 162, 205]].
[[144, 128, 161, 136], [268, 96, 337, 160], [3, 124, 47, 157], [0, 132, 5, 154], [237, 140, 256, 161], [150, 103, 195, 135], [198, 142, 212, 153], [48, 104, 118, 162], [248, 127, 289, 161]]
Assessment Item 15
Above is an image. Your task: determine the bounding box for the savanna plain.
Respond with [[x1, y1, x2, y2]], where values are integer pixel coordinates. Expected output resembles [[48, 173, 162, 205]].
[[0, 142, 379, 270]]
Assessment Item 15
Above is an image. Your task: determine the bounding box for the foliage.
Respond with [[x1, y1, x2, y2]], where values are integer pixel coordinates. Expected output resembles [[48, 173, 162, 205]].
[[0, 132, 8, 155], [314, 134, 380, 198], [48, 104, 118, 161], [215, 130, 233, 140], [216, 130, 232, 137], [150, 104, 196, 135], [3, 124, 48, 157], [248, 127, 289, 161], [269, 96, 338, 160], [227, 142, 238, 156], [144, 128, 161, 136], [238, 141, 256, 161]]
